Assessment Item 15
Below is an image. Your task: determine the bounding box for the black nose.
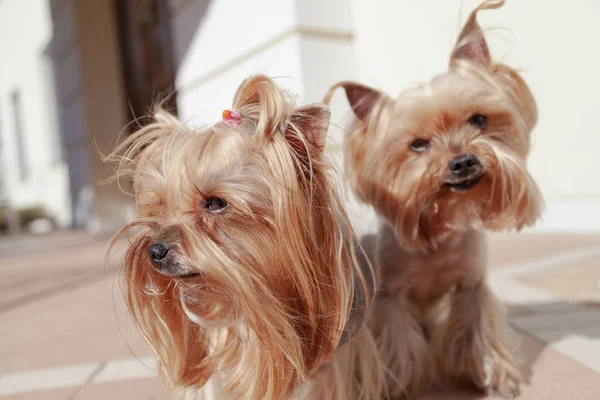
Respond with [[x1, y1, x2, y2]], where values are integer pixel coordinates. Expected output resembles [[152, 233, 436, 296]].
[[147, 242, 169, 262], [448, 154, 480, 177]]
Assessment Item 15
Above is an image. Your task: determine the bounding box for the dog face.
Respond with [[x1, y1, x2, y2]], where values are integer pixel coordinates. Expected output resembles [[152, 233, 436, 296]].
[[105, 76, 367, 399], [328, 0, 543, 251]]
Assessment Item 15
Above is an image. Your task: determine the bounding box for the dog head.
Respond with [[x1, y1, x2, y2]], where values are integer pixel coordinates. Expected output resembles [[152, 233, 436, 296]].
[[327, 0, 543, 252], [105, 75, 370, 398]]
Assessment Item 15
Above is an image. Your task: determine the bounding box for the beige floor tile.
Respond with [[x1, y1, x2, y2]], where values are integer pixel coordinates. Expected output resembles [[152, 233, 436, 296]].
[[418, 332, 600, 400], [0, 240, 151, 375], [518, 333, 600, 400], [488, 233, 600, 268], [0, 378, 168, 400], [0, 279, 152, 375], [1, 241, 116, 311], [0, 386, 75, 400], [72, 378, 168, 400], [0, 230, 100, 259], [520, 258, 600, 305]]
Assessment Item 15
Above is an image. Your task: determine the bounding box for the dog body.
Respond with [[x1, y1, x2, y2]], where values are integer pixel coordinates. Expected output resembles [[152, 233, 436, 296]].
[[106, 75, 383, 399], [326, 0, 543, 397]]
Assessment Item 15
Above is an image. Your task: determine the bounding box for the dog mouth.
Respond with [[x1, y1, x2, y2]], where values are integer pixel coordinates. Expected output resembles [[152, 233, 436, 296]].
[[151, 258, 200, 278], [444, 173, 485, 192], [165, 264, 202, 279]]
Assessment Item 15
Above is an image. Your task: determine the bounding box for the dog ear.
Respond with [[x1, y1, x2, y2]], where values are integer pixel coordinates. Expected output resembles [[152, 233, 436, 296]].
[[324, 81, 387, 122], [286, 103, 330, 160], [450, 0, 505, 67]]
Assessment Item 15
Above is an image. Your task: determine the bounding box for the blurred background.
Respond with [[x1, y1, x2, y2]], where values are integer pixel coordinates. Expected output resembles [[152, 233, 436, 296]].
[[0, 1, 598, 399]]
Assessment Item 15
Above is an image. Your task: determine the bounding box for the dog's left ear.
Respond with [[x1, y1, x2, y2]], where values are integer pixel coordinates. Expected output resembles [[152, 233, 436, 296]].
[[324, 81, 387, 122], [286, 104, 330, 160], [450, 0, 505, 68]]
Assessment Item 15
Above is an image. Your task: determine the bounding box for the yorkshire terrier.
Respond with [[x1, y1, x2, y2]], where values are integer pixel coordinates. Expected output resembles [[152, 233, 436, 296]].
[[105, 75, 383, 399], [325, 0, 543, 397]]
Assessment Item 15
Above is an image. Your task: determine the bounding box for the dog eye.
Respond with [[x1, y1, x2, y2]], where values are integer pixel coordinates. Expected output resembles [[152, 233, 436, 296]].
[[468, 114, 488, 130], [410, 139, 430, 152], [204, 197, 228, 213]]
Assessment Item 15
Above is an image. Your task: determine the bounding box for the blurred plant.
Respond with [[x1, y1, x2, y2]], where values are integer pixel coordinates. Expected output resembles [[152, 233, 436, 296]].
[[0, 206, 50, 232]]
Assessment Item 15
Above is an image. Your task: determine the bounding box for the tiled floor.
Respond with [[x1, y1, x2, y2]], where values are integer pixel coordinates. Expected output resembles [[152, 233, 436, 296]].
[[0, 230, 599, 399]]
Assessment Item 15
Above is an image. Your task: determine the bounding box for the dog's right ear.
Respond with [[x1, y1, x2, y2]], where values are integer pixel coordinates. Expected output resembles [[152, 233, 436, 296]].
[[324, 81, 388, 122]]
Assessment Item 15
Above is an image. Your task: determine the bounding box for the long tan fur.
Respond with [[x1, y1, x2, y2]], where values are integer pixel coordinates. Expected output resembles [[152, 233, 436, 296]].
[[326, 0, 543, 398], [105, 75, 381, 399]]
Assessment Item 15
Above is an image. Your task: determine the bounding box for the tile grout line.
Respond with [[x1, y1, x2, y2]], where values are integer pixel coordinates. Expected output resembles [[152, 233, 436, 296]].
[[493, 244, 600, 279], [0, 357, 156, 396], [0, 361, 99, 396], [66, 362, 106, 400]]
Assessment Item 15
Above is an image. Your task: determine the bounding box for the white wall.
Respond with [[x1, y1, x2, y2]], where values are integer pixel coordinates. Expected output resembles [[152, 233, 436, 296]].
[[349, 0, 600, 232], [172, 0, 357, 134], [173, 0, 300, 125], [0, 0, 71, 227]]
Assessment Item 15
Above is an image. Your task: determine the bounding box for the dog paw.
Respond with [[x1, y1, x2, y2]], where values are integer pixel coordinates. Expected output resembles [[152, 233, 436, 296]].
[[485, 381, 520, 399], [482, 356, 522, 399]]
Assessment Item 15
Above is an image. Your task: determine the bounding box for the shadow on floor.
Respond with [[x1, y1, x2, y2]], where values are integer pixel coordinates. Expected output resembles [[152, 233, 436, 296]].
[[509, 300, 600, 381]]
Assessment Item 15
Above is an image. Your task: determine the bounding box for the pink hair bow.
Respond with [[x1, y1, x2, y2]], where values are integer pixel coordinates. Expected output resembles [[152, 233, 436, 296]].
[[222, 109, 242, 127]]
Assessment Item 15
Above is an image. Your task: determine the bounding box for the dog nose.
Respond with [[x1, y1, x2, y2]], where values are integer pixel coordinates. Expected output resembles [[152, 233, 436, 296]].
[[147, 242, 169, 262], [448, 154, 480, 177]]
